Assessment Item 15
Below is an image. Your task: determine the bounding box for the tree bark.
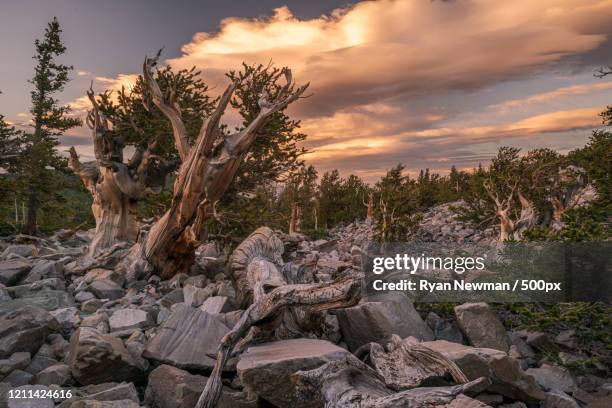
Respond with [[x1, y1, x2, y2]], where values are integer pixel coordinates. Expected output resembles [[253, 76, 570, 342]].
[[130, 55, 309, 279], [292, 354, 486, 408], [289, 202, 301, 235], [195, 273, 362, 408], [364, 191, 374, 224], [70, 86, 168, 257], [25, 189, 38, 235]]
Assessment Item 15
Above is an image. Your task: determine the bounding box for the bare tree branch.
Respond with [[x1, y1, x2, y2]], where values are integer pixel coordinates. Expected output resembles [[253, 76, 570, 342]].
[[143, 49, 190, 162]]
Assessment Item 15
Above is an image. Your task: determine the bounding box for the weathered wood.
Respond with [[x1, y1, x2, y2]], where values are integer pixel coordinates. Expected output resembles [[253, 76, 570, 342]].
[[138, 55, 309, 279], [363, 191, 374, 224], [550, 166, 596, 230], [356, 334, 468, 391], [289, 202, 302, 235], [195, 273, 362, 408], [229, 227, 285, 308], [292, 354, 487, 408]]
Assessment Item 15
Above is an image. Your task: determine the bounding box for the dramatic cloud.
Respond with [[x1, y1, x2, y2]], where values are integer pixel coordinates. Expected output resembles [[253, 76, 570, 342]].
[[490, 83, 612, 112], [64, 0, 612, 180], [167, 0, 612, 116]]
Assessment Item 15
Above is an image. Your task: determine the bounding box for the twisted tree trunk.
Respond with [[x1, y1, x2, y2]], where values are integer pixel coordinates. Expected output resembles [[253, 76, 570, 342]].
[[69, 88, 164, 257], [121, 53, 309, 279]]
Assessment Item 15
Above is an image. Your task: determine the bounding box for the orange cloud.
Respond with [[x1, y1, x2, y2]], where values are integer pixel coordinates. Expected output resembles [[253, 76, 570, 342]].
[[62, 1, 612, 180], [167, 1, 612, 117], [490, 82, 612, 111]]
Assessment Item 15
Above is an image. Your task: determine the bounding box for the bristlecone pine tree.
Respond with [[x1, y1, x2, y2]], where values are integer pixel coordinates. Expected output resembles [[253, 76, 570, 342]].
[[73, 50, 309, 278], [21, 17, 80, 234], [70, 63, 212, 257]]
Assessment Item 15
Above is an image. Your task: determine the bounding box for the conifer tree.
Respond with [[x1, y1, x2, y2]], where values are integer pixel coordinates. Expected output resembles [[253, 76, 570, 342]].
[[21, 17, 80, 233]]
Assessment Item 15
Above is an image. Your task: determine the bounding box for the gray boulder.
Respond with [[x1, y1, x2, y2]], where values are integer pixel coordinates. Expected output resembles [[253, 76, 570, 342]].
[[49, 307, 80, 332], [144, 364, 207, 408], [144, 364, 254, 408], [335, 295, 433, 351], [526, 364, 577, 393], [2, 369, 32, 386], [199, 296, 232, 315], [143, 304, 229, 371], [423, 340, 546, 403], [0, 352, 30, 378], [1, 245, 37, 259], [66, 327, 144, 385], [454, 303, 510, 352], [0, 290, 75, 314], [32, 363, 71, 386], [0, 306, 58, 358], [237, 339, 351, 408], [22, 260, 62, 284], [108, 309, 153, 332], [0, 259, 31, 286], [88, 280, 124, 300]]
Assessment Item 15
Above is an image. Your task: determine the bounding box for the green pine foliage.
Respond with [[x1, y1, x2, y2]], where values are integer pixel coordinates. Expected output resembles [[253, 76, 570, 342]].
[[18, 17, 81, 234]]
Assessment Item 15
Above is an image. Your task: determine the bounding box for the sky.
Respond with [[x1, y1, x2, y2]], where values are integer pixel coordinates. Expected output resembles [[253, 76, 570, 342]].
[[2, 0, 612, 182]]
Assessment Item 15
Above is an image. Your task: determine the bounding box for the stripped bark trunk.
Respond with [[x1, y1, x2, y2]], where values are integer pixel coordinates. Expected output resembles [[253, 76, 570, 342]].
[[289, 202, 301, 235], [122, 53, 309, 279], [195, 273, 363, 408], [69, 84, 172, 257], [512, 190, 537, 240], [292, 354, 487, 408], [550, 168, 596, 230], [363, 191, 374, 224]]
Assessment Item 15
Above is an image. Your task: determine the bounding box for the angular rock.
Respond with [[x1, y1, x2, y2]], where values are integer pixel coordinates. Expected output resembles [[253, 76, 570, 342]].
[[423, 340, 546, 403], [6, 278, 65, 298], [0, 306, 58, 358], [335, 295, 433, 351], [445, 394, 492, 408], [0, 259, 31, 286], [24, 354, 58, 375], [0, 290, 75, 313], [88, 280, 124, 301], [526, 364, 577, 393], [144, 364, 207, 408], [525, 332, 558, 353], [454, 303, 510, 352], [555, 330, 578, 349], [143, 304, 229, 371], [22, 260, 62, 284], [199, 296, 232, 315], [0, 352, 31, 377], [1, 245, 37, 259], [426, 312, 465, 344], [108, 309, 153, 332], [81, 299, 104, 314], [32, 363, 71, 386], [237, 338, 351, 408], [50, 307, 80, 332], [183, 284, 213, 307], [84, 269, 125, 287], [3, 369, 33, 386], [159, 288, 184, 309], [542, 390, 580, 408], [83, 382, 139, 403], [75, 291, 95, 303], [66, 327, 144, 385]]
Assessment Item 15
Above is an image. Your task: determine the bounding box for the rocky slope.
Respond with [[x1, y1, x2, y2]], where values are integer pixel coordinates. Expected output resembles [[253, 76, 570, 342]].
[[0, 219, 609, 407]]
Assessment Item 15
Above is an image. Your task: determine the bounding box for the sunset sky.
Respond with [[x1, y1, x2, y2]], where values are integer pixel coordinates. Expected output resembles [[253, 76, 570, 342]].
[[2, 0, 612, 182]]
